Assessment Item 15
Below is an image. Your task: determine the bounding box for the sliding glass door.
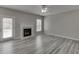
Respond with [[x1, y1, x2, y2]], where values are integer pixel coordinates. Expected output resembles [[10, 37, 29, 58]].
[[3, 18, 13, 39]]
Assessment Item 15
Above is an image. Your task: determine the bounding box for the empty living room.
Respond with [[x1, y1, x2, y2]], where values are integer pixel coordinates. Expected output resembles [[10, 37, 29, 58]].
[[0, 5, 79, 54]]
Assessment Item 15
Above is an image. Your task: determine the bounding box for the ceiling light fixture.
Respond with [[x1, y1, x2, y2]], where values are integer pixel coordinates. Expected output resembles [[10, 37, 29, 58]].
[[41, 5, 47, 13]]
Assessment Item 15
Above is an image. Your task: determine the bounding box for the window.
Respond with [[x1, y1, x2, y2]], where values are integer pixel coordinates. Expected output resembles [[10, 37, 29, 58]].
[[3, 18, 13, 38], [36, 19, 42, 32]]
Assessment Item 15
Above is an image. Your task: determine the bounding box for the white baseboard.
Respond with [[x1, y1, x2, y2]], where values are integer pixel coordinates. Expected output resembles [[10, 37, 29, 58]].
[[46, 33, 79, 41]]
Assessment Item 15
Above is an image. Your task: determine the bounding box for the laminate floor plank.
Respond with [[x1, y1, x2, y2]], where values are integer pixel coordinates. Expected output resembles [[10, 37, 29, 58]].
[[0, 34, 79, 54], [53, 39, 71, 54]]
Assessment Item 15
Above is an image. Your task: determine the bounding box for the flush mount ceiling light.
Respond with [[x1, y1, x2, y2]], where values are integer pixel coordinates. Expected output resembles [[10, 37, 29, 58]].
[[41, 5, 48, 14]]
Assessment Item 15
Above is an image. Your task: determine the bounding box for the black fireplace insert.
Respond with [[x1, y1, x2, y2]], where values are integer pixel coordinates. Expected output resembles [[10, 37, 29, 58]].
[[23, 28, 31, 37]]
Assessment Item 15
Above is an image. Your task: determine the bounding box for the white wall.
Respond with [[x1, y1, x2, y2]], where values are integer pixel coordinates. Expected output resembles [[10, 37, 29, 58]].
[[0, 7, 43, 40], [44, 10, 79, 40]]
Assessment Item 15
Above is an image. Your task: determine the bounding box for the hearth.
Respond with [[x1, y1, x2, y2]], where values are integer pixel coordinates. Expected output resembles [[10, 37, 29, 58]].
[[23, 28, 31, 37]]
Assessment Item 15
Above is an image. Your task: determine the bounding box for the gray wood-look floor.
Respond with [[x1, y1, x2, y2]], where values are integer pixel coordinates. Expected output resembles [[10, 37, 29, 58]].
[[0, 34, 79, 54]]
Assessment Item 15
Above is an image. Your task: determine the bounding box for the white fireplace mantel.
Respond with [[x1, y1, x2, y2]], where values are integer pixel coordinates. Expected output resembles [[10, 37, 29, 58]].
[[21, 24, 34, 39]]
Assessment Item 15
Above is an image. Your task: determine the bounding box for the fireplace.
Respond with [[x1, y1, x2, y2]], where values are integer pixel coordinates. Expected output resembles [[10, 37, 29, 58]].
[[23, 28, 31, 37], [21, 24, 34, 39]]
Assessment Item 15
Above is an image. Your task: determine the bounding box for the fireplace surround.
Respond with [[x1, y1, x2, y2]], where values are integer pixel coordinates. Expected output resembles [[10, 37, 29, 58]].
[[21, 24, 34, 39]]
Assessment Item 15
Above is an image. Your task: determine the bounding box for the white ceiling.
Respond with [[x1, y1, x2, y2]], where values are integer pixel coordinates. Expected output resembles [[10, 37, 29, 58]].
[[0, 5, 79, 16]]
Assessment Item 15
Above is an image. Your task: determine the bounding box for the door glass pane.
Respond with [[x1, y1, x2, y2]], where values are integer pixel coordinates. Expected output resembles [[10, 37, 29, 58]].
[[3, 18, 13, 38], [36, 19, 42, 32]]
